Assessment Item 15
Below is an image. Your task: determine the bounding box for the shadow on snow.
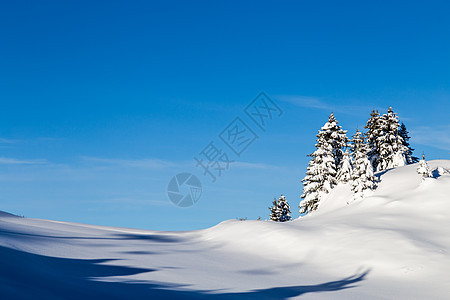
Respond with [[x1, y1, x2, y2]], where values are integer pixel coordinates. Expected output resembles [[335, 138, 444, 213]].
[[0, 229, 183, 243], [0, 245, 369, 300]]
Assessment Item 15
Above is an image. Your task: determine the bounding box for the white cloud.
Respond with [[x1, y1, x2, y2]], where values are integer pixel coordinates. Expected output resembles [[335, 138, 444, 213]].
[[232, 161, 282, 170], [276, 95, 333, 111], [81, 156, 188, 169], [411, 126, 450, 151], [275, 95, 373, 116], [88, 197, 171, 206], [0, 138, 18, 144], [0, 157, 48, 165]]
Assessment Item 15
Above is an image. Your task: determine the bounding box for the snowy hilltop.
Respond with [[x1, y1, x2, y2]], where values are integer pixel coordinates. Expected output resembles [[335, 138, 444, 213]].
[[300, 108, 419, 215], [1, 160, 450, 299]]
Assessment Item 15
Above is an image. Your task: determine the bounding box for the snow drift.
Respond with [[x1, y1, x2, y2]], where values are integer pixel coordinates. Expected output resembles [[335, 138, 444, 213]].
[[1, 160, 450, 299]]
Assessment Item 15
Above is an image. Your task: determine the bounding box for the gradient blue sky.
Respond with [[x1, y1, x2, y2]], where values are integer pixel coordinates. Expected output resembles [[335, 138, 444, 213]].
[[1, 1, 449, 230]]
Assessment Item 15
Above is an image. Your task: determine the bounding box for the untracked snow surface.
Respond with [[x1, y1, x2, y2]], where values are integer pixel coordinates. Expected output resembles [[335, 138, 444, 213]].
[[1, 160, 450, 299]]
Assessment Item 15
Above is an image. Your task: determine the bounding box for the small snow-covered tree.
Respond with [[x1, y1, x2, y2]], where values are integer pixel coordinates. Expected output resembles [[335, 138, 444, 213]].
[[300, 115, 340, 214], [376, 107, 408, 171], [277, 195, 292, 222], [269, 195, 292, 222], [364, 109, 384, 170], [269, 198, 279, 221], [398, 123, 419, 164], [337, 150, 353, 183], [350, 129, 376, 200], [417, 154, 432, 180]]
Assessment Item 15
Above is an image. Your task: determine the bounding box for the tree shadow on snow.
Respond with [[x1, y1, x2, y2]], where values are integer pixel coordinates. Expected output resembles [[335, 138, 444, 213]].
[[374, 169, 390, 181], [214, 269, 370, 299], [0, 229, 183, 243], [0, 245, 370, 300]]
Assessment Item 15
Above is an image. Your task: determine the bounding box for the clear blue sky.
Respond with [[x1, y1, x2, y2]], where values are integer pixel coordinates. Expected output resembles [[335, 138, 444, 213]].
[[1, 0, 449, 230]]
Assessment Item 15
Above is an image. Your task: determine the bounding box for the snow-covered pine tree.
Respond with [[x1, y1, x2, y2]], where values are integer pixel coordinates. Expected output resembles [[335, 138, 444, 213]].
[[336, 150, 353, 183], [269, 198, 280, 221], [300, 149, 333, 214], [417, 154, 432, 180], [364, 109, 384, 170], [277, 195, 292, 222], [350, 129, 376, 200], [269, 195, 292, 222], [398, 123, 419, 164], [322, 112, 349, 168], [300, 113, 344, 214], [376, 107, 409, 171]]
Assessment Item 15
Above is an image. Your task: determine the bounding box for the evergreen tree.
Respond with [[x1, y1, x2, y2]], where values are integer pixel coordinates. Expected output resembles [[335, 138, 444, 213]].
[[364, 109, 383, 170], [398, 123, 419, 164], [277, 195, 292, 222], [350, 129, 376, 200], [269, 198, 280, 221], [300, 146, 335, 214], [376, 107, 408, 171], [336, 150, 353, 183], [322, 112, 349, 168], [417, 154, 432, 180], [269, 195, 292, 222], [300, 113, 345, 214]]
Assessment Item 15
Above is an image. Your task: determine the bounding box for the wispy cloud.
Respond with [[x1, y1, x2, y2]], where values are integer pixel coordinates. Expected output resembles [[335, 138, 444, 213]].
[[0, 137, 62, 149], [81, 156, 188, 169], [411, 125, 450, 151], [232, 161, 282, 170], [81, 156, 296, 173], [88, 197, 171, 207], [276, 95, 333, 111], [0, 138, 19, 144], [275, 95, 372, 116], [0, 157, 48, 165]]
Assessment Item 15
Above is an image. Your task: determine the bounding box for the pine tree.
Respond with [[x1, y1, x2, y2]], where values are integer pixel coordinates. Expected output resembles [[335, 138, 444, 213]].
[[322, 112, 349, 168], [350, 129, 376, 200], [376, 107, 408, 171], [364, 109, 383, 170], [398, 123, 419, 164], [269, 198, 280, 221], [300, 113, 346, 214], [336, 150, 353, 183], [300, 147, 334, 214], [269, 195, 292, 222], [277, 195, 292, 222], [417, 154, 432, 180]]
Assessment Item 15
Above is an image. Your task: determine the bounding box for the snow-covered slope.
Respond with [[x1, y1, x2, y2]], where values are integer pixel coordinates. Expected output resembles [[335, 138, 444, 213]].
[[1, 160, 450, 299]]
